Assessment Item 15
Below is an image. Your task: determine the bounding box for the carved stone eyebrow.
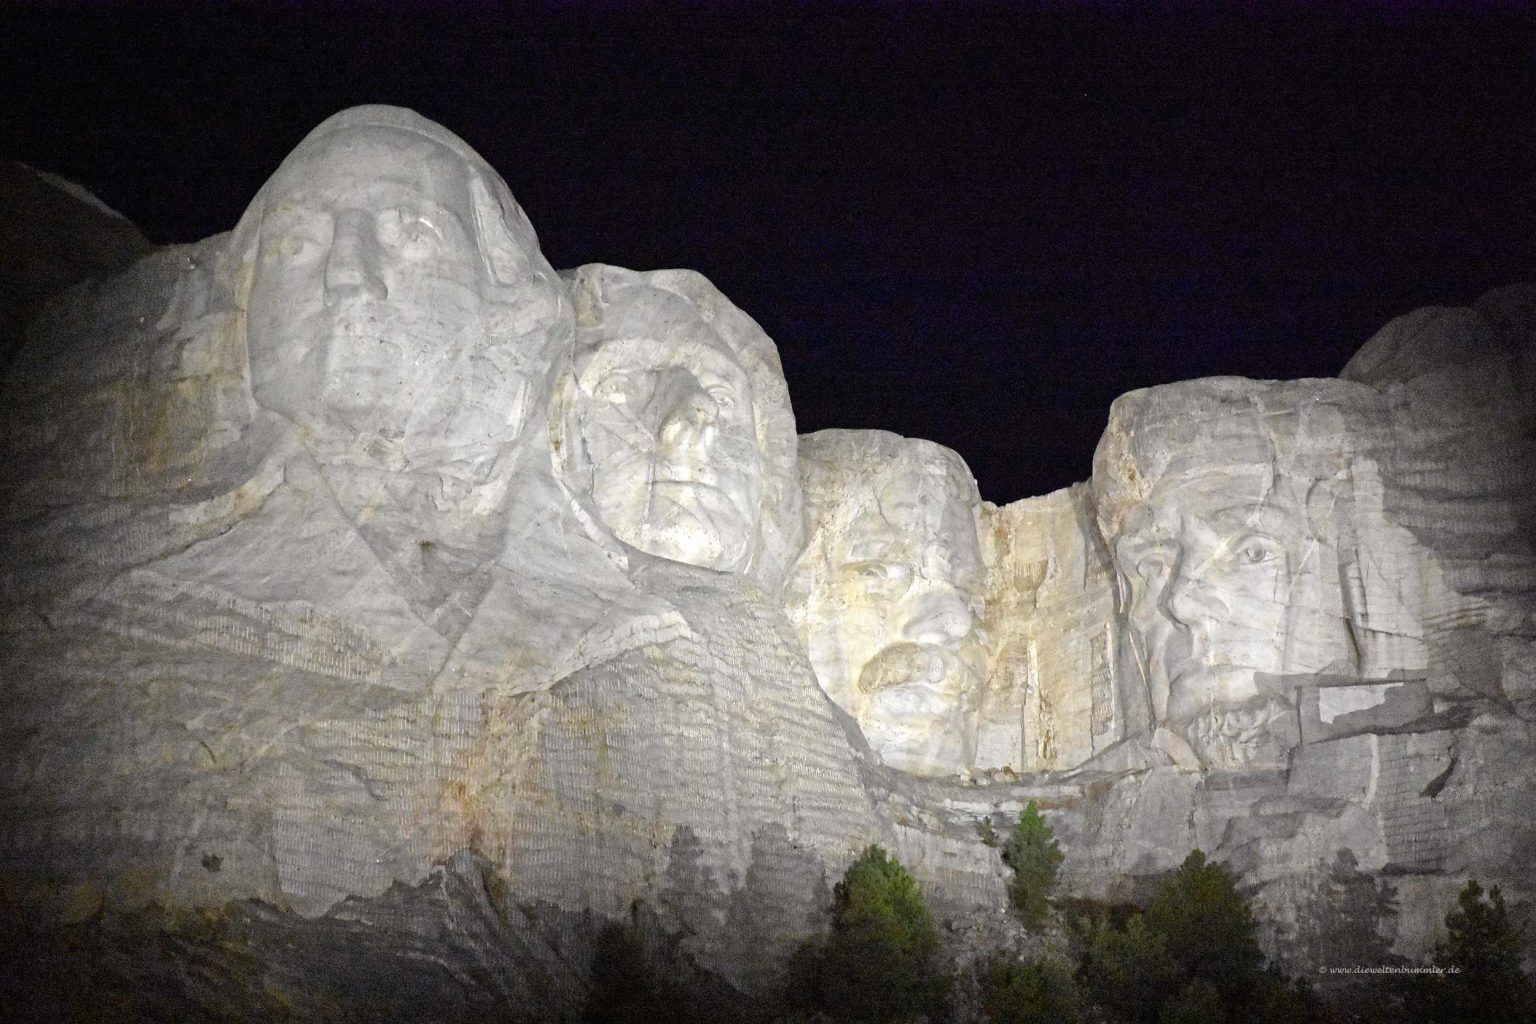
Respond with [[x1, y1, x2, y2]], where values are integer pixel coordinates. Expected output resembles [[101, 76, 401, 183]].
[[1204, 502, 1296, 535]]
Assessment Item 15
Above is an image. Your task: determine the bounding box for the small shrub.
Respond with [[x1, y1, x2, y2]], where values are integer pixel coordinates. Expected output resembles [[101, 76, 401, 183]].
[[1076, 850, 1283, 1024], [977, 816, 999, 848], [1244, 970, 1314, 1024], [981, 955, 1086, 1024], [582, 920, 701, 1024], [1001, 801, 1063, 929], [813, 845, 951, 1024]]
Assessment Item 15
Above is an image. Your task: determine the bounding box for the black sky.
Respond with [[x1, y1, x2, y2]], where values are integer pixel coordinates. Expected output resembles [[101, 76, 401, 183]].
[[3, 2, 1532, 502]]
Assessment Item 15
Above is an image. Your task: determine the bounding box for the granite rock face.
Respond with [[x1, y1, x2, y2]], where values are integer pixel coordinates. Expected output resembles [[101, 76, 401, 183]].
[[977, 483, 1120, 772], [1, 104, 1533, 1014], [962, 291, 1535, 977]]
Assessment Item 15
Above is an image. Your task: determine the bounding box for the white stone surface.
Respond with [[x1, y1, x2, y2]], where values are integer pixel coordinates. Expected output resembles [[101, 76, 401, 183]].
[[1089, 377, 1434, 768], [0, 106, 641, 696], [788, 430, 987, 777], [523, 269, 880, 989], [978, 484, 1121, 772], [1, 102, 1533, 1005]]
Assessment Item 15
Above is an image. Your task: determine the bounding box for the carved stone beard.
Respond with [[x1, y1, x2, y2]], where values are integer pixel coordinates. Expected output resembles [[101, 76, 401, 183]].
[[1181, 695, 1297, 769]]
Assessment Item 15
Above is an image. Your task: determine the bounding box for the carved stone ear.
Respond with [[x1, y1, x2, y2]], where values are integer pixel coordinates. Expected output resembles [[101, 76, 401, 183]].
[[469, 175, 532, 287], [548, 361, 592, 490]]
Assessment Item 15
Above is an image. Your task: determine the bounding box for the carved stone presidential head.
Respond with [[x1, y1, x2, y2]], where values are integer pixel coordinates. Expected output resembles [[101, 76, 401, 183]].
[[1092, 378, 1378, 768], [224, 105, 568, 465], [788, 430, 987, 776], [552, 265, 802, 582]]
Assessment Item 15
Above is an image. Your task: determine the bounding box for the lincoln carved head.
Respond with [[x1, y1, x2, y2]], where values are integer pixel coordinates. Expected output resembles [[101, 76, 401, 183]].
[[227, 106, 568, 462], [787, 430, 987, 776], [1092, 378, 1374, 768]]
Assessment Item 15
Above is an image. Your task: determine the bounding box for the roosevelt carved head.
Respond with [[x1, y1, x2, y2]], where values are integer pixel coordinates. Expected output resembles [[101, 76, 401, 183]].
[[1092, 378, 1376, 768], [225, 106, 568, 465], [787, 430, 987, 776], [552, 265, 802, 581]]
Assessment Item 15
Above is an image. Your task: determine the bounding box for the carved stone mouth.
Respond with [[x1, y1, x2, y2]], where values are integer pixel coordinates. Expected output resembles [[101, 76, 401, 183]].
[[650, 478, 754, 511]]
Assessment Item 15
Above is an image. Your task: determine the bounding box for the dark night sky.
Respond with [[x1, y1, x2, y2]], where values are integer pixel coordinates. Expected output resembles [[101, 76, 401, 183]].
[[3, 2, 1532, 502]]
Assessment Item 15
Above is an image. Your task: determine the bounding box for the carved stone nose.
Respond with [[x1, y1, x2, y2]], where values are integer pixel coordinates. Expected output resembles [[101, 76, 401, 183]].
[[901, 589, 973, 645], [324, 209, 388, 303], [657, 383, 719, 454], [1163, 565, 1226, 627]]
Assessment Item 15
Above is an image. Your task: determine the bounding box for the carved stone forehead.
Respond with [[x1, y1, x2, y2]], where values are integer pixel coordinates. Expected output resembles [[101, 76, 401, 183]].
[[1122, 466, 1305, 544], [257, 128, 476, 219], [801, 430, 978, 510], [798, 429, 982, 573], [571, 289, 747, 387], [1092, 376, 1380, 540], [221, 105, 552, 303]]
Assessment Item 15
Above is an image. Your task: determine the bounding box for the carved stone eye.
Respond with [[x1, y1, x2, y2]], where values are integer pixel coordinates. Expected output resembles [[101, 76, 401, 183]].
[[1236, 536, 1280, 565], [845, 561, 912, 590], [706, 383, 737, 410], [378, 210, 441, 260], [266, 221, 327, 262]]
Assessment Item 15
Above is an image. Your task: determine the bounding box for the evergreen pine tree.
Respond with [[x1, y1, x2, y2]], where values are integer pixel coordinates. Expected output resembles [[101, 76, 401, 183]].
[[814, 845, 951, 1024], [1143, 849, 1262, 1004], [1423, 879, 1533, 1024], [1002, 801, 1064, 929]]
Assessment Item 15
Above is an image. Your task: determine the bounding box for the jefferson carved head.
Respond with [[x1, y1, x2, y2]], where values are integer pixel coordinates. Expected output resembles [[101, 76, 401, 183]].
[[225, 106, 568, 462], [787, 430, 987, 776], [1092, 378, 1376, 767], [552, 265, 802, 580]]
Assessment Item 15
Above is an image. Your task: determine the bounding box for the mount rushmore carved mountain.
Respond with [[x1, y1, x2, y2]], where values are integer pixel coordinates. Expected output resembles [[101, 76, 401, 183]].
[[1, 106, 1532, 1017]]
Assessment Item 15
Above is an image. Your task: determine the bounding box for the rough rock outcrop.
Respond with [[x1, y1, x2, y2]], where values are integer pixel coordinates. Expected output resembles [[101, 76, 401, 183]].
[[0, 161, 152, 371], [939, 291, 1536, 977]]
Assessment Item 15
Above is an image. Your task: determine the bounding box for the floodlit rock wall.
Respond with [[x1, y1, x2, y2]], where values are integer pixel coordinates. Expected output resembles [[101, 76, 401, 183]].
[[979, 484, 1120, 772], [0, 104, 1532, 1012]]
